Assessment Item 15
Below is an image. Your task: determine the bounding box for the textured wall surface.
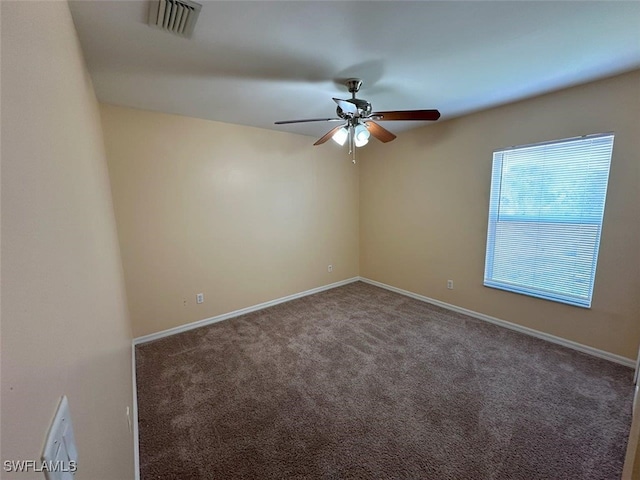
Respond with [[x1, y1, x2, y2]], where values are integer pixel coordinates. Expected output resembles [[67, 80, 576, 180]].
[[101, 105, 359, 337], [1, 2, 135, 478], [360, 70, 640, 359]]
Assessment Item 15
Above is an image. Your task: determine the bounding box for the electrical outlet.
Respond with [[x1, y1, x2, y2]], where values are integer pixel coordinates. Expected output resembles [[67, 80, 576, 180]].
[[196, 293, 204, 304], [328, 265, 333, 273], [447, 280, 454, 290]]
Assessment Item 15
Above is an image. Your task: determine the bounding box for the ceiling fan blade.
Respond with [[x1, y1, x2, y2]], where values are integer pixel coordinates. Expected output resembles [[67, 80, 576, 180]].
[[275, 118, 343, 125], [370, 109, 441, 121], [365, 121, 397, 143], [314, 125, 345, 146], [332, 98, 358, 114]]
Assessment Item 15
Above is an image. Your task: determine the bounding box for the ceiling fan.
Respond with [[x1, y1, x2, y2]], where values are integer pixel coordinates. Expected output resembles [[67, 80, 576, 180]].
[[274, 78, 440, 163]]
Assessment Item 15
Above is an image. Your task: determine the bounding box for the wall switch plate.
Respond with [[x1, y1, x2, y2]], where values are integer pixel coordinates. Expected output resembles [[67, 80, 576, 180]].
[[42, 396, 77, 480], [196, 293, 204, 304]]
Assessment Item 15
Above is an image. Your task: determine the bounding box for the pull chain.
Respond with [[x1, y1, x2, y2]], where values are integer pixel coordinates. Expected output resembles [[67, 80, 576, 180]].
[[350, 125, 356, 164]]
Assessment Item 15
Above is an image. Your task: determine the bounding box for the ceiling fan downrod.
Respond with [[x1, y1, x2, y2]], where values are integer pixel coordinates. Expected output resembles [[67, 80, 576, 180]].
[[346, 78, 362, 97]]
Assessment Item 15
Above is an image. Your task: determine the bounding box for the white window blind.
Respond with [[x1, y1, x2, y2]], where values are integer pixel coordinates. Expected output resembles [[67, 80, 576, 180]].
[[484, 133, 614, 308]]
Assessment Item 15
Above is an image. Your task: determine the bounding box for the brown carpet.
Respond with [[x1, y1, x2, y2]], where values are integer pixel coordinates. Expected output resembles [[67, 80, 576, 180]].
[[135, 281, 633, 479]]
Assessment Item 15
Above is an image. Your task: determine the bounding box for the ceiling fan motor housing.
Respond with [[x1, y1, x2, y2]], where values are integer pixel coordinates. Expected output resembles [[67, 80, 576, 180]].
[[336, 99, 372, 119]]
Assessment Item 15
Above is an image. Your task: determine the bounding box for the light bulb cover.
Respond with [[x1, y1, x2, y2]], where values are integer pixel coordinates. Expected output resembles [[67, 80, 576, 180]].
[[354, 123, 370, 147], [332, 127, 348, 146]]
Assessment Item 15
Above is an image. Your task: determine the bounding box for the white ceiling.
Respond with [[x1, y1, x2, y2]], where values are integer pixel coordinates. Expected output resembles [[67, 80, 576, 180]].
[[69, 1, 640, 141]]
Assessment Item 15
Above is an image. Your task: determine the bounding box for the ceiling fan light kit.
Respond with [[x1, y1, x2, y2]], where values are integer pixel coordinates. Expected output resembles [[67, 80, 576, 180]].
[[332, 127, 349, 146], [275, 78, 441, 164], [353, 124, 370, 147]]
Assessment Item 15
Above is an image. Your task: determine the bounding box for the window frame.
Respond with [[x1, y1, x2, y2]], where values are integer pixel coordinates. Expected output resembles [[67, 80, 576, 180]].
[[483, 132, 614, 308]]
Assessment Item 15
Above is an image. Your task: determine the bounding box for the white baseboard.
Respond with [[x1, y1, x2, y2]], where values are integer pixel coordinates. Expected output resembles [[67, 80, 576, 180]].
[[131, 343, 140, 480], [133, 277, 360, 345], [359, 277, 636, 368], [132, 274, 635, 367]]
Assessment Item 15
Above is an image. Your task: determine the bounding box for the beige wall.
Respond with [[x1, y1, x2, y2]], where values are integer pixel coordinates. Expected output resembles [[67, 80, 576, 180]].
[[360, 70, 640, 359], [101, 105, 359, 338], [1, 2, 134, 479], [104, 72, 639, 355]]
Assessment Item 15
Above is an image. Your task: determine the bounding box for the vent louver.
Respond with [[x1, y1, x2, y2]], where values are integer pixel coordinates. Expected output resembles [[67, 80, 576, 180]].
[[148, 0, 202, 38]]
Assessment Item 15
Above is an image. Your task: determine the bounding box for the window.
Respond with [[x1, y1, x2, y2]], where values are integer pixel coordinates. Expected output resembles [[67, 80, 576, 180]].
[[484, 133, 614, 308]]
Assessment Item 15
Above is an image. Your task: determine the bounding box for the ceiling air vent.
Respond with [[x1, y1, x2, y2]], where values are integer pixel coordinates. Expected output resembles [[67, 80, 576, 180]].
[[148, 0, 202, 38]]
